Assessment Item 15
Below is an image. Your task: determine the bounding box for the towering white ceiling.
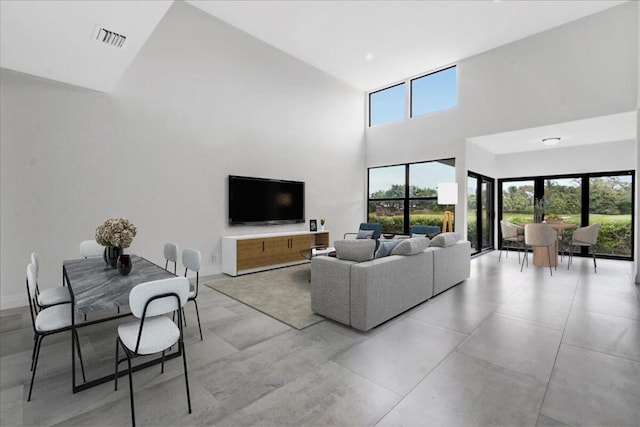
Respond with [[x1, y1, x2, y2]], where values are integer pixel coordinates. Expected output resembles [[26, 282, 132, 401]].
[[0, 1, 634, 154], [1, 0, 626, 92]]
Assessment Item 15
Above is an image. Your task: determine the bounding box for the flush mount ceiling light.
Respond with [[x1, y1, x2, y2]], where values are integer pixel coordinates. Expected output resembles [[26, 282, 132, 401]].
[[542, 137, 561, 146]]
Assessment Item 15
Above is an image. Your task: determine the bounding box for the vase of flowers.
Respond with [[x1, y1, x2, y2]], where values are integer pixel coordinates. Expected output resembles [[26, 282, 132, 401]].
[[95, 218, 137, 269], [320, 219, 325, 231]]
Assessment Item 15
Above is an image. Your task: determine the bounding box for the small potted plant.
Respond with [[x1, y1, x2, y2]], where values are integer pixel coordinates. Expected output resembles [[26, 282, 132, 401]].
[[320, 219, 325, 231]]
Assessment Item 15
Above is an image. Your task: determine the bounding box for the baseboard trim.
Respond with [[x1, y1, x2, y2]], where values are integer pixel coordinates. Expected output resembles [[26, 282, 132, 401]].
[[1, 294, 27, 311]]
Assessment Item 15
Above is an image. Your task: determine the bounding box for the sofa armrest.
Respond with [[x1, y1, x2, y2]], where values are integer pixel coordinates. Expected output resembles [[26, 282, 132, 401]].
[[311, 256, 356, 326], [427, 240, 471, 295]]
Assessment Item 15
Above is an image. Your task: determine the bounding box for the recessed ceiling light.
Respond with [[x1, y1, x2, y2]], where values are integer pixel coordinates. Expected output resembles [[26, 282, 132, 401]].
[[542, 137, 561, 146], [365, 53, 374, 61]]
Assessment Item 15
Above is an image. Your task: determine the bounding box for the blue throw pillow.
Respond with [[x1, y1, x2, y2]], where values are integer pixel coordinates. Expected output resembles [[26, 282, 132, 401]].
[[375, 240, 401, 259], [356, 229, 375, 239]]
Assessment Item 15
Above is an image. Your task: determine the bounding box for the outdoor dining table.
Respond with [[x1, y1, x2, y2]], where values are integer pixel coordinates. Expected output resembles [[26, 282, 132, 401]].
[[63, 255, 177, 393]]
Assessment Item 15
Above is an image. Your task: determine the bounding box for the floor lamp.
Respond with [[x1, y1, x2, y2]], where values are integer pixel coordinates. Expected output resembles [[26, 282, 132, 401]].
[[437, 182, 458, 233]]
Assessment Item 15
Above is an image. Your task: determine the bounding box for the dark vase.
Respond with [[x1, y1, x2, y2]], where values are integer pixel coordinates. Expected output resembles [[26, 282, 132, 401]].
[[117, 254, 132, 276], [104, 247, 122, 269]]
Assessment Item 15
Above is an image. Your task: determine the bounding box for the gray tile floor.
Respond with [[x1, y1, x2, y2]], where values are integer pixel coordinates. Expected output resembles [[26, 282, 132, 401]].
[[1, 252, 639, 426]]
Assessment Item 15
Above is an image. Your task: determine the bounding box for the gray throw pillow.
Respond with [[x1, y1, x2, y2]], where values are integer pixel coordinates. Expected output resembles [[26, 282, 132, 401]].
[[390, 237, 430, 256], [334, 239, 376, 262], [356, 229, 375, 239], [374, 240, 402, 259], [430, 232, 460, 247]]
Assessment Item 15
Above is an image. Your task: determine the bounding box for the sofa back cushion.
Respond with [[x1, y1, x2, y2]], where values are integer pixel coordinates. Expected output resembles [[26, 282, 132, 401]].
[[431, 232, 460, 247], [390, 237, 430, 256], [334, 239, 376, 262]]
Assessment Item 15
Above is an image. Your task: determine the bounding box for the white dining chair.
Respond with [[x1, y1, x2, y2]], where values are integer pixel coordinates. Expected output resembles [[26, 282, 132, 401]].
[[499, 220, 524, 262], [114, 277, 191, 427], [26, 263, 85, 401], [521, 223, 557, 276], [164, 243, 178, 274], [30, 252, 71, 309], [182, 248, 203, 341], [568, 223, 601, 273], [79, 240, 104, 258]]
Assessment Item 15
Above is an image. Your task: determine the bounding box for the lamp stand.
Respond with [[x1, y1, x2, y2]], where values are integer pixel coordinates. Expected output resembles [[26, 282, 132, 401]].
[[442, 210, 453, 233]]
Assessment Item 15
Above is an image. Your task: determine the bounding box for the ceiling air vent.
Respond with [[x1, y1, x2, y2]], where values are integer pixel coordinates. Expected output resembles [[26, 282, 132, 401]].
[[92, 25, 126, 48]]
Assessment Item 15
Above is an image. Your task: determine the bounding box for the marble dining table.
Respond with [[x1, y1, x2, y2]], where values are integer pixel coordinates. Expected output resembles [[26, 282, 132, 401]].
[[63, 255, 175, 314], [62, 255, 177, 392]]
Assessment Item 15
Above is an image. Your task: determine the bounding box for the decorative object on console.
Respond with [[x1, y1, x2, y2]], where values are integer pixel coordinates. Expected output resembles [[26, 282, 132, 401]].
[[95, 217, 137, 268], [117, 254, 132, 276], [320, 219, 325, 231], [310, 219, 317, 232], [437, 182, 458, 233]]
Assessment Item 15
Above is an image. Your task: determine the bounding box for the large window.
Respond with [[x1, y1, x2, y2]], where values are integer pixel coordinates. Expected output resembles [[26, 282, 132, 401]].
[[411, 66, 457, 117], [368, 159, 455, 234], [369, 83, 405, 127], [369, 65, 457, 127], [499, 171, 634, 259]]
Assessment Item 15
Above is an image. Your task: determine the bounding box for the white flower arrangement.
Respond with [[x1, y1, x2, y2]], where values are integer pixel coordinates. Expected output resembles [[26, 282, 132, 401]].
[[95, 217, 137, 249]]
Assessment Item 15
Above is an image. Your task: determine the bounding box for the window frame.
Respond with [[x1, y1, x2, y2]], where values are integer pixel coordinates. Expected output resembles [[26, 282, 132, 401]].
[[368, 158, 456, 235], [368, 65, 457, 128], [368, 82, 406, 127], [410, 65, 457, 118], [498, 170, 635, 260]]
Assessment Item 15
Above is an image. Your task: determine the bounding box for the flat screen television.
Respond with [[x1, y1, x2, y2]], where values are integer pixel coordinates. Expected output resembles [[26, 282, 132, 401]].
[[229, 175, 305, 225]]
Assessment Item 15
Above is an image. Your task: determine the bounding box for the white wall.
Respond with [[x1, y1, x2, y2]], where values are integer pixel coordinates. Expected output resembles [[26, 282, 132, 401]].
[[366, 2, 637, 168], [497, 140, 636, 179], [0, 1, 365, 309]]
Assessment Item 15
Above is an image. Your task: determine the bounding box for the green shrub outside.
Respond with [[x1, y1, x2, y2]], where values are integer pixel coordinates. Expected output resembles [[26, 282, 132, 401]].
[[368, 214, 442, 234], [502, 213, 631, 256], [370, 212, 632, 256]]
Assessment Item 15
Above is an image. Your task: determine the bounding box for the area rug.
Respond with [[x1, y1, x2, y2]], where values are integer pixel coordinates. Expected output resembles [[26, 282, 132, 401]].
[[204, 264, 325, 330]]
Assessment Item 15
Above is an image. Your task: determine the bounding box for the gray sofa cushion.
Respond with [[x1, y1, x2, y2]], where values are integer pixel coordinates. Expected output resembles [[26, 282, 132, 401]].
[[390, 237, 430, 255], [374, 240, 402, 258], [334, 239, 376, 262], [431, 232, 460, 247]]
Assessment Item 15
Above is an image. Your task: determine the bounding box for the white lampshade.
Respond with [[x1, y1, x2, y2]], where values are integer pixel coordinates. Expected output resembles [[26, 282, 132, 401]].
[[437, 182, 458, 205]]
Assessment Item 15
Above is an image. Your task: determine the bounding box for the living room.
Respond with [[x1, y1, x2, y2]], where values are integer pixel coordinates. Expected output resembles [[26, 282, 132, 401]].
[[1, 1, 639, 425]]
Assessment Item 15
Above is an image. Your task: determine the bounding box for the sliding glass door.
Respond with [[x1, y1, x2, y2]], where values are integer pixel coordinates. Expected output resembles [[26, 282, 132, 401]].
[[468, 171, 494, 255], [499, 171, 634, 260], [588, 174, 633, 257]]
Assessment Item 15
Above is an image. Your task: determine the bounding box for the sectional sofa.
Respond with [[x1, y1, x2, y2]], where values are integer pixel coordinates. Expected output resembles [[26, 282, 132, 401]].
[[310, 234, 471, 331]]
